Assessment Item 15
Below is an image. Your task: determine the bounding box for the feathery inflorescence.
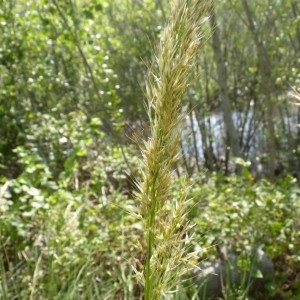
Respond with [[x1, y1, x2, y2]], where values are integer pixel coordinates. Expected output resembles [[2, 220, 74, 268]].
[[136, 0, 211, 299]]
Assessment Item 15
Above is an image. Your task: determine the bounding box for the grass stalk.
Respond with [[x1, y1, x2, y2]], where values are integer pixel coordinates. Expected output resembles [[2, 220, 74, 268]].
[[137, 0, 211, 298]]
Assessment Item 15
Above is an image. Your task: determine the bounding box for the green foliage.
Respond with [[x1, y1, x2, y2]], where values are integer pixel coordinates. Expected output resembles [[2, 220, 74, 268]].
[[189, 173, 300, 298], [192, 174, 300, 254], [0, 110, 141, 299]]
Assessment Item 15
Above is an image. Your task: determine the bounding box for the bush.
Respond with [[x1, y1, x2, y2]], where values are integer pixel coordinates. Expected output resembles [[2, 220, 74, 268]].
[[0, 111, 142, 299]]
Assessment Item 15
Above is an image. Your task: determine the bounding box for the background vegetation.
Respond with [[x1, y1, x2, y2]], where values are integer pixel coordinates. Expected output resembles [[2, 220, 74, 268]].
[[0, 0, 300, 299]]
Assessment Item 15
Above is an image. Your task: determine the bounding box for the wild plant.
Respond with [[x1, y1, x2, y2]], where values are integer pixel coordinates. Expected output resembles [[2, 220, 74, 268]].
[[135, 0, 211, 299]]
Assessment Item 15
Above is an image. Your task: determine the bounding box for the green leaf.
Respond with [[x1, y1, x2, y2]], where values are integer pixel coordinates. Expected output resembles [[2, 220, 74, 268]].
[[94, 4, 103, 11], [64, 156, 78, 172], [76, 148, 87, 157], [248, 66, 258, 73], [83, 9, 94, 19], [253, 269, 263, 278]]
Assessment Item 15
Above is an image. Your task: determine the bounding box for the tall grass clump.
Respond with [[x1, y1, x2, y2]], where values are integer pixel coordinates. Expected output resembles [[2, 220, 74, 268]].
[[136, 0, 211, 299]]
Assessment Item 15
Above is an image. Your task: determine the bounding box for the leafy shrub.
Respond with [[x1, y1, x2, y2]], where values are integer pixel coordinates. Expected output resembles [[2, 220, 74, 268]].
[[189, 172, 300, 298], [0, 111, 141, 299]]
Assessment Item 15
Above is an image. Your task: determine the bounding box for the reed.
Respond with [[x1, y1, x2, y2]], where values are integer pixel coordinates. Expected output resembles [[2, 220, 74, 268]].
[[136, 0, 211, 298]]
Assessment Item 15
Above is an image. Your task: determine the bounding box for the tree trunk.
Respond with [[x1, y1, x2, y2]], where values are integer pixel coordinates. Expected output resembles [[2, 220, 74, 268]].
[[241, 0, 277, 180], [291, 1, 300, 55], [209, 4, 241, 164]]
